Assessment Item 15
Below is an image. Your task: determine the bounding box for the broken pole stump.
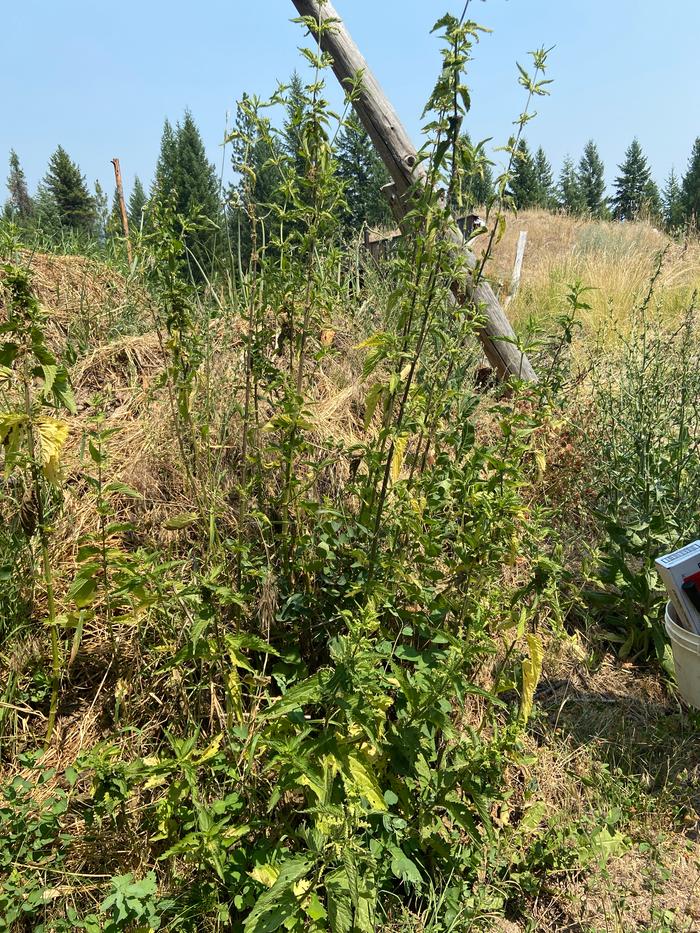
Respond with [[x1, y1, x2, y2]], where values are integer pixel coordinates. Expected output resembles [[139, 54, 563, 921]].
[[290, 0, 537, 383], [111, 158, 133, 266]]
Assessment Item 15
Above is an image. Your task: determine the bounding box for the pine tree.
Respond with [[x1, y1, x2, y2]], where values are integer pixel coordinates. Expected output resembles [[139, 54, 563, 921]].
[[127, 176, 147, 232], [662, 169, 685, 231], [41, 146, 96, 234], [106, 188, 122, 239], [93, 180, 109, 240], [533, 146, 555, 210], [611, 139, 655, 221], [557, 156, 585, 215], [284, 71, 308, 177], [681, 137, 700, 227], [336, 118, 391, 230], [151, 113, 222, 273], [152, 119, 178, 202], [643, 179, 662, 223], [508, 140, 538, 210], [578, 140, 607, 218], [6, 150, 34, 221]]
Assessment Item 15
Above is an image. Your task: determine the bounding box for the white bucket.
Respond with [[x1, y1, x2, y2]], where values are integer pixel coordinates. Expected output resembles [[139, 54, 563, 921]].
[[665, 602, 700, 709]]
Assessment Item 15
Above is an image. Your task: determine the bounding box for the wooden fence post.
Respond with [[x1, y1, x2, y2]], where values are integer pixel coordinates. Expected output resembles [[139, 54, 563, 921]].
[[505, 230, 528, 309], [289, 0, 537, 383], [111, 158, 133, 265]]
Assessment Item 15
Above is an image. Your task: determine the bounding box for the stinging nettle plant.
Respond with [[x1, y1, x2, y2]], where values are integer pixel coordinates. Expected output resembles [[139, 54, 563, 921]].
[[0, 264, 76, 742]]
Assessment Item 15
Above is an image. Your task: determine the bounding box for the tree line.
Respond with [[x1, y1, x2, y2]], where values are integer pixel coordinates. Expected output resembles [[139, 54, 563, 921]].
[[5, 83, 700, 266], [507, 136, 700, 228]]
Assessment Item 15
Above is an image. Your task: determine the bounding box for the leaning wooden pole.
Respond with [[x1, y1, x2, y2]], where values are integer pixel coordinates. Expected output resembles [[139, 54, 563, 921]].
[[290, 0, 537, 383], [111, 158, 133, 265]]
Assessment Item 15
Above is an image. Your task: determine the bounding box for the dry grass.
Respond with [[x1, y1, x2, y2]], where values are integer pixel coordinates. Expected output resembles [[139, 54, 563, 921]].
[[478, 210, 700, 340]]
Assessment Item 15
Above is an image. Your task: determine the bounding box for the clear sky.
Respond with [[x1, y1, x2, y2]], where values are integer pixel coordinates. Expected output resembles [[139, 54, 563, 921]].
[[2, 0, 698, 201]]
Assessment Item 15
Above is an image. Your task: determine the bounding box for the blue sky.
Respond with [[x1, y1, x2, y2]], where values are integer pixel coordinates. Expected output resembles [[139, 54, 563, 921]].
[[2, 0, 698, 200]]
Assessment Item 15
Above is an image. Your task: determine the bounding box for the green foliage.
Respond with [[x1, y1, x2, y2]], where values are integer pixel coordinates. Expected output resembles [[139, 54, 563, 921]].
[[151, 113, 222, 277], [40, 145, 97, 235], [557, 155, 586, 215], [5, 149, 34, 222], [578, 139, 608, 218], [228, 92, 286, 266], [336, 117, 392, 231], [586, 266, 700, 658], [533, 145, 555, 209], [611, 138, 657, 221], [460, 132, 495, 209], [127, 175, 147, 233], [508, 139, 539, 209], [662, 168, 685, 232], [0, 757, 71, 932], [681, 136, 700, 227]]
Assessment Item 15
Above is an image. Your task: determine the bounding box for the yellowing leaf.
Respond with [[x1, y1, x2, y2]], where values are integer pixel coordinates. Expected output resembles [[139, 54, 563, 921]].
[[534, 449, 546, 475], [196, 732, 223, 764], [520, 634, 543, 724], [249, 863, 279, 888], [0, 413, 28, 474], [390, 434, 408, 484], [227, 666, 244, 726], [342, 752, 387, 811], [35, 417, 69, 484]]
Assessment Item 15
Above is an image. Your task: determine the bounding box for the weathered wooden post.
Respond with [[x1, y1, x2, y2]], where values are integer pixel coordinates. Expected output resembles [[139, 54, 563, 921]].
[[505, 230, 528, 308], [111, 158, 133, 265], [290, 0, 537, 383]]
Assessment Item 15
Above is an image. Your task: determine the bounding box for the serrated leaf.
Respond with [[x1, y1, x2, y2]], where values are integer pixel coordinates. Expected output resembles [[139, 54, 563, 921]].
[[520, 634, 543, 724], [36, 417, 69, 484], [342, 752, 386, 811], [261, 672, 324, 720], [243, 857, 312, 933]]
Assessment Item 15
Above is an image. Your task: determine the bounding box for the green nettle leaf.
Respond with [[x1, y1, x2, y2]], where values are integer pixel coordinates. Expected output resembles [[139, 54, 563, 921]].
[[389, 845, 423, 885], [261, 672, 325, 720], [326, 868, 353, 933], [69, 567, 99, 608]]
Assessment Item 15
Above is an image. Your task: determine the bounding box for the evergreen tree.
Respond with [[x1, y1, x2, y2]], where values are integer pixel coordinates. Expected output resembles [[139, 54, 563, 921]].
[[228, 94, 285, 264], [643, 178, 662, 223], [41, 146, 96, 234], [151, 113, 222, 273], [508, 140, 538, 210], [6, 150, 34, 221], [152, 119, 178, 201], [93, 180, 109, 240], [578, 140, 607, 218], [106, 188, 122, 239], [470, 160, 494, 208], [557, 156, 585, 214], [662, 169, 685, 231], [611, 139, 655, 221], [284, 71, 308, 176], [336, 118, 391, 230], [681, 137, 700, 226], [533, 146, 555, 210], [127, 176, 147, 232]]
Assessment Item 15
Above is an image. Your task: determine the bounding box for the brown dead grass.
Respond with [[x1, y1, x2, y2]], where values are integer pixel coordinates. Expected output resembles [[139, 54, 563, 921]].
[[477, 210, 700, 340]]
